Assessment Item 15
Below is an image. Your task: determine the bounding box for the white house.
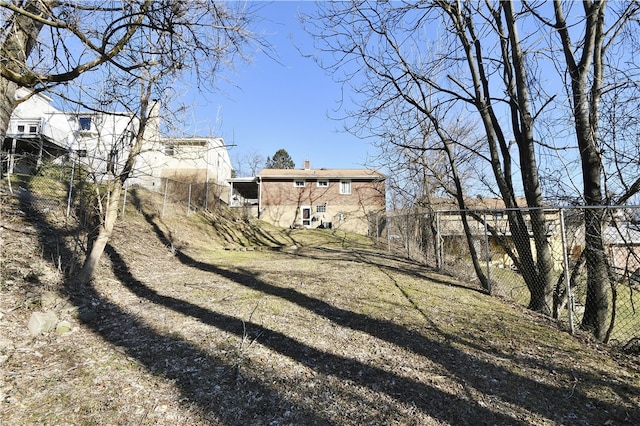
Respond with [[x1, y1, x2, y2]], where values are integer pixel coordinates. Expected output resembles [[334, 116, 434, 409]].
[[3, 89, 75, 173], [2, 88, 233, 202], [131, 136, 232, 193]]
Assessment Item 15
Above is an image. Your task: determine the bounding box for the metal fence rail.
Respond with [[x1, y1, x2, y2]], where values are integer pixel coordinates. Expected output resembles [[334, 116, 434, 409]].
[[375, 207, 640, 349]]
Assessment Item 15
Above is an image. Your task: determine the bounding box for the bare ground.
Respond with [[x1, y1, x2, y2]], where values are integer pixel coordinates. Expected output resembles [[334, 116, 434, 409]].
[[1, 188, 639, 425]]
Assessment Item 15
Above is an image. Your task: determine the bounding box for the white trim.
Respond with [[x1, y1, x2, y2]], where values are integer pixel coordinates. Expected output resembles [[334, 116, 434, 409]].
[[300, 205, 312, 227], [339, 180, 352, 195]]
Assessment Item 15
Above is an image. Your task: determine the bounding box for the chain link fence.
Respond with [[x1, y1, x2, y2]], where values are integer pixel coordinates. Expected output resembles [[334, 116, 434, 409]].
[[4, 156, 639, 349], [374, 207, 640, 350], [1, 156, 227, 221], [126, 175, 227, 218]]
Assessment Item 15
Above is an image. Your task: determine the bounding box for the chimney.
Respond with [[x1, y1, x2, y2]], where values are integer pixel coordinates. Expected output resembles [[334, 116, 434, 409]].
[[304, 159, 310, 170]]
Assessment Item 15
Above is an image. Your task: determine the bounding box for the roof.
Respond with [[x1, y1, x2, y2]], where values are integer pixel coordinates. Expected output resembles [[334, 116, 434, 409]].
[[258, 168, 385, 180], [160, 137, 225, 147], [604, 224, 640, 245], [427, 196, 538, 212]]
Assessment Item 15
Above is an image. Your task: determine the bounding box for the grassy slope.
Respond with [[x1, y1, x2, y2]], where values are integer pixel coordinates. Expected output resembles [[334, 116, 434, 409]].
[[1, 186, 639, 425]]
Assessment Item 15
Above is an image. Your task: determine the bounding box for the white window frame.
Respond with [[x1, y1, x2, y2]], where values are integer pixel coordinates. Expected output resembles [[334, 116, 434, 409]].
[[294, 180, 306, 187], [339, 180, 352, 195], [316, 204, 327, 213], [16, 121, 39, 134], [301, 206, 312, 227], [317, 180, 329, 188]]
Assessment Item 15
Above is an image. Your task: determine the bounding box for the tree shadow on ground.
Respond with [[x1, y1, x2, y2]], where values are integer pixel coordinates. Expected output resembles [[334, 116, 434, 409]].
[[132, 202, 639, 424], [297, 245, 488, 294], [16, 189, 335, 424], [104, 243, 525, 425], [15, 186, 525, 424]]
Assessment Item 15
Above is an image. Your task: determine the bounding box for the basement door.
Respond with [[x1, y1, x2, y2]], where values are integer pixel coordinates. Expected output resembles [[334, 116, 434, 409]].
[[301, 206, 312, 227]]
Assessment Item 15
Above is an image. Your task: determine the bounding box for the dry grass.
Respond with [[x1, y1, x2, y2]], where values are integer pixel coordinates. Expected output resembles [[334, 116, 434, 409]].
[[1, 186, 639, 425]]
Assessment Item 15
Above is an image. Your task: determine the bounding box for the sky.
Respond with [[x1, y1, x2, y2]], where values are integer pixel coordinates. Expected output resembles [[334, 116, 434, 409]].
[[187, 1, 373, 175]]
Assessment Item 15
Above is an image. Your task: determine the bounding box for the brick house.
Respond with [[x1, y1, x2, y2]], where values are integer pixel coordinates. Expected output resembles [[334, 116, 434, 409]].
[[230, 161, 386, 235]]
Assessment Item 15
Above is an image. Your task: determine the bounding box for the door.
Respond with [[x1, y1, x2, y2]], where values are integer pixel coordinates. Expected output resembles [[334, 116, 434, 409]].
[[301, 206, 312, 227]]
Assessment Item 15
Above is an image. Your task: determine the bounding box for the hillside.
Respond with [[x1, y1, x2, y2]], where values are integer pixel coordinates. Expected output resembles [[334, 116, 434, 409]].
[[1, 185, 639, 425]]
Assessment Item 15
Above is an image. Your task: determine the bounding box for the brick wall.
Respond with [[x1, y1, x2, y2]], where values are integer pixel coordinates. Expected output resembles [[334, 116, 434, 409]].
[[260, 178, 385, 234]]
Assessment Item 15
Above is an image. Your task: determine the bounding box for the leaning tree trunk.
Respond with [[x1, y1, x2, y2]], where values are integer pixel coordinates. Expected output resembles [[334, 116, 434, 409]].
[[74, 181, 123, 284], [73, 91, 153, 285], [442, 0, 556, 306]]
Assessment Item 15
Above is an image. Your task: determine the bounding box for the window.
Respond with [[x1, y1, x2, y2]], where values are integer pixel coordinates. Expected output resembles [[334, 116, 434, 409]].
[[317, 180, 329, 188], [78, 116, 92, 131], [316, 204, 327, 213], [16, 122, 38, 133], [77, 150, 87, 158], [339, 180, 351, 195], [294, 180, 306, 187], [165, 144, 175, 156]]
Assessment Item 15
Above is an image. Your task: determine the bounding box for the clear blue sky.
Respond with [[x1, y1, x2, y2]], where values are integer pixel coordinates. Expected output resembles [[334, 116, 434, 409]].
[[191, 1, 372, 175]]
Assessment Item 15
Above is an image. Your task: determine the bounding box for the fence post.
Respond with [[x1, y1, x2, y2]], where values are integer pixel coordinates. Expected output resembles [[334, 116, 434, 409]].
[[187, 184, 192, 216], [161, 178, 168, 218], [66, 156, 75, 218], [204, 180, 209, 210], [387, 215, 392, 252], [483, 211, 492, 294], [435, 212, 442, 270], [121, 185, 127, 218], [405, 213, 410, 258], [559, 208, 575, 335], [8, 138, 16, 173]]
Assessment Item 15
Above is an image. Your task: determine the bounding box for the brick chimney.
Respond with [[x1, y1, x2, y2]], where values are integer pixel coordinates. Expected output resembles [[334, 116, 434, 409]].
[[304, 159, 310, 170]]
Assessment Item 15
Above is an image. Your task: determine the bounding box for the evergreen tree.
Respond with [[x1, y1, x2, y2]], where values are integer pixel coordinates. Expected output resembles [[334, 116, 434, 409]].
[[265, 149, 295, 169]]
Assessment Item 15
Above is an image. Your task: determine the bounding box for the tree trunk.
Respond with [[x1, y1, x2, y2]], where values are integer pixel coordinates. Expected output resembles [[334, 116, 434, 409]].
[[0, 79, 17, 138], [444, 0, 554, 307], [581, 208, 609, 339], [553, 0, 610, 340], [502, 1, 556, 314], [0, 1, 50, 135], [74, 182, 122, 284], [73, 87, 154, 285]]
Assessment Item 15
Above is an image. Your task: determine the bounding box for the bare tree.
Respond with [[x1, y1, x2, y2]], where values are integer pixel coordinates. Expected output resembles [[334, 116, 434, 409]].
[[0, 1, 259, 284], [530, 0, 640, 339], [0, 1, 256, 135], [306, 1, 556, 305], [0, 1, 146, 134], [308, 1, 640, 339], [235, 149, 265, 177]]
